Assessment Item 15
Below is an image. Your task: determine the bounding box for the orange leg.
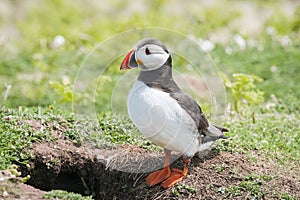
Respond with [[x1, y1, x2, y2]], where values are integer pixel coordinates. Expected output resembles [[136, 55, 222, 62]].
[[161, 158, 190, 188], [146, 149, 172, 186]]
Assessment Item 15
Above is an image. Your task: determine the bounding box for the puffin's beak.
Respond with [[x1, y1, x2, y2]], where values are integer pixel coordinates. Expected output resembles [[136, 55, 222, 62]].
[[120, 50, 138, 70]]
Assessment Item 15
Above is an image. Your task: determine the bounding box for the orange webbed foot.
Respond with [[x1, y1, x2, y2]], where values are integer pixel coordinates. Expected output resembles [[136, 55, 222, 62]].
[[161, 168, 185, 188], [146, 166, 171, 186]]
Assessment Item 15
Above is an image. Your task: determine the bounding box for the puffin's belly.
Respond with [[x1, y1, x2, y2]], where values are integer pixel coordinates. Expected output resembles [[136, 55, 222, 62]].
[[127, 81, 199, 156]]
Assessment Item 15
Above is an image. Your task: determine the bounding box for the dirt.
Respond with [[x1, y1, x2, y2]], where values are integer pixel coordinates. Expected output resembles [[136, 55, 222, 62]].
[[0, 170, 46, 199], [0, 137, 297, 200]]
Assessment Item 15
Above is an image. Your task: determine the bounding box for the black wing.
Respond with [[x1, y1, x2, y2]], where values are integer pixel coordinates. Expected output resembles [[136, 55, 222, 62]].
[[169, 92, 209, 133]]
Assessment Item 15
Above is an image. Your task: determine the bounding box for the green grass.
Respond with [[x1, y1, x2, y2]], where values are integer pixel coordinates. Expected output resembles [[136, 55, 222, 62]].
[[217, 113, 300, 166], [43, 190, 93, 200], [0, 107, 71, 169], [213, 40, 300, 111], [217, 173, 297, 199], [172, 184, 197, 197], [0, 107, 81, 168], [96, 112, 160, 150], [0, 106, 159, 170], [0, 106, 299, 170]]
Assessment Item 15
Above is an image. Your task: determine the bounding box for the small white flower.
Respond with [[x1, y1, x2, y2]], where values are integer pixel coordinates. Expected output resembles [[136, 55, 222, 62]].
[[266, 26, 276, 36], [270, 65, 278, 73], [225, 46, 233, 55], [261, 140, 269, 145], [279, 35, 292, 47], [201, 40, 215, 52], [202, 40, 215, 52], [265, 102, 276, 110], [234, 34, 246, 50], [270, 94, 278, 103], [62, 75, 70, 85], [0, 32, 7, 45], [3, 190, 8, 197], [51, 35, 65, 49], [197, 39, 215, 52]]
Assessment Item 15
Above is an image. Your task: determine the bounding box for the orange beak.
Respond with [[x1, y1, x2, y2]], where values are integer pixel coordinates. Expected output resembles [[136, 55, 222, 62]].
[[120, 50, 135, 70]]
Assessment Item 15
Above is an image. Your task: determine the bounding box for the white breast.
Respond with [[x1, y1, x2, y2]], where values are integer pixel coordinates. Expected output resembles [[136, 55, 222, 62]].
[[127, 80, 200, 157]]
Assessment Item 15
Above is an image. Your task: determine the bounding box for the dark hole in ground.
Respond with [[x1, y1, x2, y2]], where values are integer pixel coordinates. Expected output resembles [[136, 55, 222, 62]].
[[21, 162, 90, 196], [19, 139, 222, 199], [52, 172, 85, 194], [19, 139, 172, 199], [23, 170, 87, 195]]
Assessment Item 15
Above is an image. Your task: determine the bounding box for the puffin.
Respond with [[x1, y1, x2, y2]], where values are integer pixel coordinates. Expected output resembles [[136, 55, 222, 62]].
[[120, 38, 228, 188]]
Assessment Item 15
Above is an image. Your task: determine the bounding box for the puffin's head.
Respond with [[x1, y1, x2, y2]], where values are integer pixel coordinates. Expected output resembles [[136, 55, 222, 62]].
[[120, 38, 170, 71]]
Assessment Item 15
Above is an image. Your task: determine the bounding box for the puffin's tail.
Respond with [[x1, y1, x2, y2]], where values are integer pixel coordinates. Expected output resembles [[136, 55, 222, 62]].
[[202, 124, 228, 143], [213, 124, 229, 134]]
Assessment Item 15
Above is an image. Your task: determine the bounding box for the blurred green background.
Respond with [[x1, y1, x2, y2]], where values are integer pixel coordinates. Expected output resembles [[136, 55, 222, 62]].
[[0, 0, 299, 113]]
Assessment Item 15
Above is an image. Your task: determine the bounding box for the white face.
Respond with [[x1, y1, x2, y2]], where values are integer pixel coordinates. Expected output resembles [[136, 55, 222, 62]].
[[135, 44, 170, 71]]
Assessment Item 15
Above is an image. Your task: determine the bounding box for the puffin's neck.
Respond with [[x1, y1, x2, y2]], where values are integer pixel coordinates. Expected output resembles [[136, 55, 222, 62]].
[[137, 57, 180, 92], [138, 64, 172, 83]]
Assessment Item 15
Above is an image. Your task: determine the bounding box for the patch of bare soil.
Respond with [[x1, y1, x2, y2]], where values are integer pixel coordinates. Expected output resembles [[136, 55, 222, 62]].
[[13, 138, 300, 200], [0, 170, 46, 199]]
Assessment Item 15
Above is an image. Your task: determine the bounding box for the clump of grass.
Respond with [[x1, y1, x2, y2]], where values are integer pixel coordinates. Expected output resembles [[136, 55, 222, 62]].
[[172, 184, 197, 197], [0, 106, 95, 169], [0, 107, 52, 169], [96, 112, 160, 151], [43, 190, 93, 200], [218, 173, 275, 199]]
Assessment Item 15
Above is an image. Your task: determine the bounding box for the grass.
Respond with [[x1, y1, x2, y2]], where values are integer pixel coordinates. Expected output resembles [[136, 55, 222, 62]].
[[217, 113, 300, 165], [213, 40, 300, 111], [1, 106, 298, 199], [217, 173, 297, 199], [0, 107, 69, 169], [43, 190, 93, 200], [0, 106, 159, 170], [0, 106, 299, 171], [172, 184, 197, 197]]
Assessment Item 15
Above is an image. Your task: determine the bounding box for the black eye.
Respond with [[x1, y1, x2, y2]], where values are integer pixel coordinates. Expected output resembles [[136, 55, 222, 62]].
[[164, 49, 169, 54], [145, 47, 151, 55]]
